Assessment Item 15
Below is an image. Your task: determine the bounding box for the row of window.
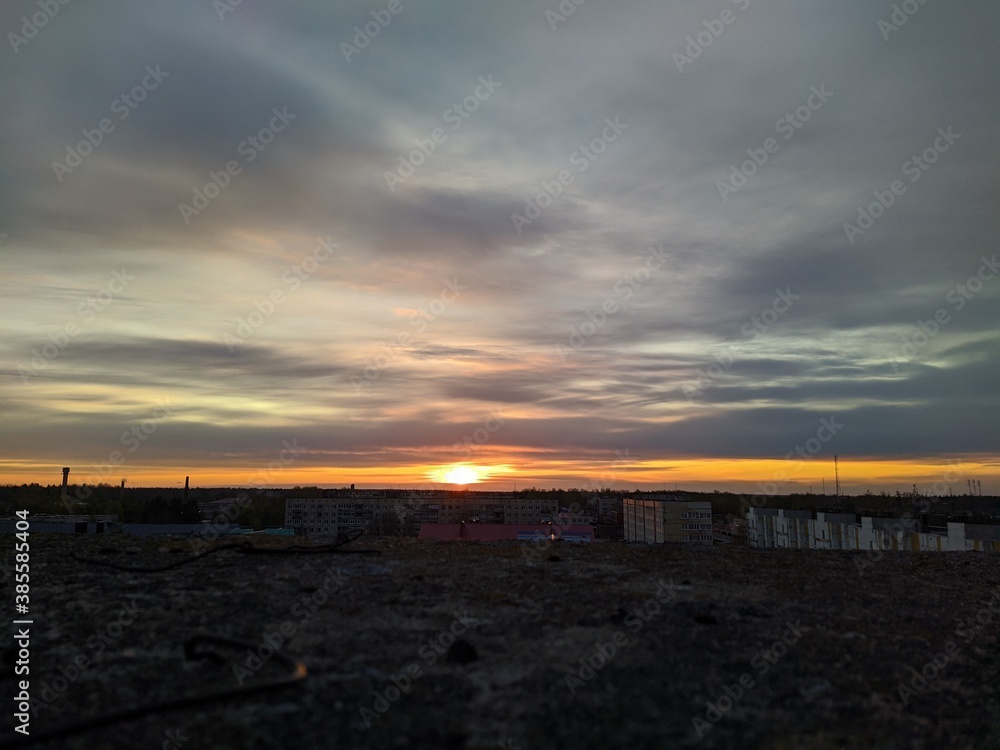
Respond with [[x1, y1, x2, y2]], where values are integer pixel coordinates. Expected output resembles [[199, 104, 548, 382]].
[[682, 523, 711, 530], [288, 501, 558, 509]]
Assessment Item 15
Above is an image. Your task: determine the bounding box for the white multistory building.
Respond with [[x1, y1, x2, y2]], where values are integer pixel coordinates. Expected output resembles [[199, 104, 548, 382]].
[[747, 508, 1000, 552]]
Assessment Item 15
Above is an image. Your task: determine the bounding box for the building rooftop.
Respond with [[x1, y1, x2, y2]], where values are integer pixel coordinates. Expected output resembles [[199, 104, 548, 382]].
[[14, 533, 1000, 748]]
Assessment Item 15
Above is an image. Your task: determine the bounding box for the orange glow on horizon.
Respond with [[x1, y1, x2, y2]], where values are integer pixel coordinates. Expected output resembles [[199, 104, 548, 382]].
[[0, 456, 995, 494]]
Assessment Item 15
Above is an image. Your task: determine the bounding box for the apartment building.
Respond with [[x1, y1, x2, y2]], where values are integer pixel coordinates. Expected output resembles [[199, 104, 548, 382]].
[[285, 497, 403, 536], [623, 497, 713, 544], [285, 494, 565, 536], [747, 508, 1000, 552]]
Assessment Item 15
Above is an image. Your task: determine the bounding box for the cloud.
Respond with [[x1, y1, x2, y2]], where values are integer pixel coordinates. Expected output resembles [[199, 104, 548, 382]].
[[1, 0, 998, 489]]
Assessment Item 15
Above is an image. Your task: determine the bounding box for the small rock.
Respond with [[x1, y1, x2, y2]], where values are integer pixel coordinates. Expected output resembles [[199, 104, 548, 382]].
[[447, 639, 478, 664]]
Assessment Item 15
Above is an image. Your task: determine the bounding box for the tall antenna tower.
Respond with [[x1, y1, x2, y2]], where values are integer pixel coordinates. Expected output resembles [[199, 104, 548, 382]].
[[834, 455, 841, 497]]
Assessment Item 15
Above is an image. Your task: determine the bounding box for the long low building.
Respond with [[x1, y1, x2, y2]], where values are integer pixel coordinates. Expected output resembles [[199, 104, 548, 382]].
[[747, 508, 1000, 552], [285, 495, 571, 537]]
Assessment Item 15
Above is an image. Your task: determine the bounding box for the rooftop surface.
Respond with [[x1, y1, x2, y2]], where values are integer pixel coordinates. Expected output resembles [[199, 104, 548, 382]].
[[4, 534, 1000, 749]]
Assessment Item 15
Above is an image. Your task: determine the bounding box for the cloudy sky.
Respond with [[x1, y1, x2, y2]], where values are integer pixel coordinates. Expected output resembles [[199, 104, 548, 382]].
[[1, 0, 997, 493]]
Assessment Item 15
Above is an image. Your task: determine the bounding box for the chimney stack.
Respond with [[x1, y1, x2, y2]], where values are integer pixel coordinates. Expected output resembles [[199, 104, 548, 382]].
[[60, 467, 70, 508], [184, 476, 190, 502]]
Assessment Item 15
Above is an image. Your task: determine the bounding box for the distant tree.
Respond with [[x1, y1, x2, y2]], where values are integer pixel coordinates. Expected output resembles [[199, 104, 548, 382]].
[[144, 496, 169, 522], [286, 486, 322, 499]]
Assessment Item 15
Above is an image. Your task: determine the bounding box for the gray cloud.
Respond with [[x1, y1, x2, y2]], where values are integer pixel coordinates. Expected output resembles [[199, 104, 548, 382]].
[[1, 0, 997, 489]]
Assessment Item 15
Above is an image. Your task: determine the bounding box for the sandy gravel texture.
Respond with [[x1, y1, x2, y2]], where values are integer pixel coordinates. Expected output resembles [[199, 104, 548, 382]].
[[3, 533, 1000, 749]]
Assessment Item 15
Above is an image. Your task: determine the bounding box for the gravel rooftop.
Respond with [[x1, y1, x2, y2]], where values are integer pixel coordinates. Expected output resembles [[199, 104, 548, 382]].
[[3, 533, 1000, 749]]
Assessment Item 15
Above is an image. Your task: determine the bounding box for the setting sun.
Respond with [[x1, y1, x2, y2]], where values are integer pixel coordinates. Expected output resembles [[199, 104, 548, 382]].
[[439, 465, 482, 485], [429, 464, 510, 485]]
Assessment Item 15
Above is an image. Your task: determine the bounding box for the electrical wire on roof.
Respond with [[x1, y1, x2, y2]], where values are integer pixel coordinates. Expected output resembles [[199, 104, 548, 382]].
[[0, 635, 307, 749], [69, 529, 378, 572]]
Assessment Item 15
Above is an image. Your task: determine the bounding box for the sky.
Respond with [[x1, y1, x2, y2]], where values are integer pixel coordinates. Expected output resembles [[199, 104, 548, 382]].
[[1, 0, 998, 494]]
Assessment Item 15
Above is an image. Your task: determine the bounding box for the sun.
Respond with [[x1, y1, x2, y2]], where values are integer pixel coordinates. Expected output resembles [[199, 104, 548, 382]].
[[437, 465, 483, 485]]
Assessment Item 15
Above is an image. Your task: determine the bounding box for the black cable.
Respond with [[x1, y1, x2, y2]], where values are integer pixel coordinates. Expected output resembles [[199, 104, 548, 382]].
[[0, 635, 307, 749], [69, 529, 378, 572], [1, 531, 377, 745]]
